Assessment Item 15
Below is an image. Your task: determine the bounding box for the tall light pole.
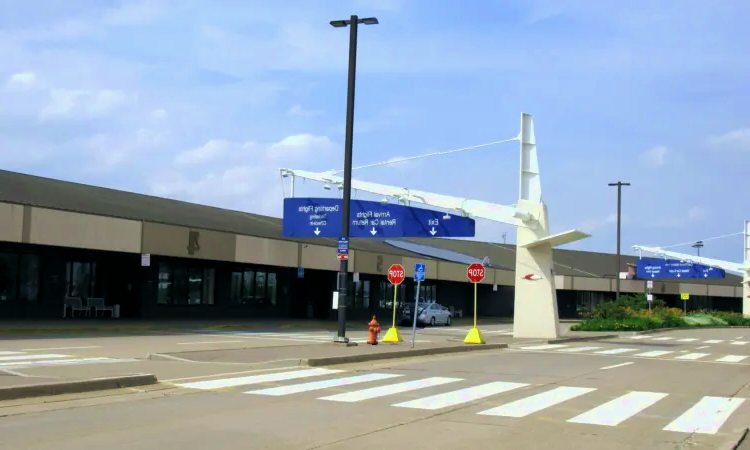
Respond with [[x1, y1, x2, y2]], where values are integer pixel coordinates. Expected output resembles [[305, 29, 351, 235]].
[[330, 15, 379, 344], [692, 240, 704, 256], [608, 181, 630, 301]]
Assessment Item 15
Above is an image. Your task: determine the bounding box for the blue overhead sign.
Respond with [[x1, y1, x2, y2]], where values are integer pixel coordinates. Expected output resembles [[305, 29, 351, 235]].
[[414, 263, 426, 282], [282, 197, 476, 239], [635, 258, 726, 279]]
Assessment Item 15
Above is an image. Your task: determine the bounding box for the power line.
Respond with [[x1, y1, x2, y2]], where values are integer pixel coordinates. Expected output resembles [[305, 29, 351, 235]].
[[332, 137, 518, 175], [661, 232, 744, 250]]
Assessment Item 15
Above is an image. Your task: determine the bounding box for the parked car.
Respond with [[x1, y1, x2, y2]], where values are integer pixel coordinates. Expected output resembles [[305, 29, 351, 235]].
[[400, 300, 452, 326]]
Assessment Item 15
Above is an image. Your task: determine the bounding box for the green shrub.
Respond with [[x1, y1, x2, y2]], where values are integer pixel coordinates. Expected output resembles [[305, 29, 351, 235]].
[[571, 317, 664, 331]]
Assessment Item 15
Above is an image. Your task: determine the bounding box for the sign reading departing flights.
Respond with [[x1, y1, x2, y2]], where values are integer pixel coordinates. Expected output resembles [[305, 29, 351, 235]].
[[635, 258, 725, 280], [282, 197, 475, 238]]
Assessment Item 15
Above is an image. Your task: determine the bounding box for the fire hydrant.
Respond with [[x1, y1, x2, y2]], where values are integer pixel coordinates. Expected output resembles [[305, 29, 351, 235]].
[[367, 315, 380, 345]]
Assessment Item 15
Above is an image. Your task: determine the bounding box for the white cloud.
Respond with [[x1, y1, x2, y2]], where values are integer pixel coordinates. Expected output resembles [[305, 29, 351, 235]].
[[5, 72, 37, 90], [286, 104, 323, 117], [175, 139, 237, 165], [40, 89, 130, 119], [579, 212, 627, 232], [101, 0, 166, 26], [80, 128, 168, 172], [149, 108, 167, 120], [688, 206, 709, 221], [266, 134, 335, 159], [639, 145, 670, 168], [706, 128, 750, 152]]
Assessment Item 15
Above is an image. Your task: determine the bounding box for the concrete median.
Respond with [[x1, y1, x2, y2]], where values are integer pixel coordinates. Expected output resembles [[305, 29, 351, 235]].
[[304, 343, 508, 366], [0, 374, 158, 402]]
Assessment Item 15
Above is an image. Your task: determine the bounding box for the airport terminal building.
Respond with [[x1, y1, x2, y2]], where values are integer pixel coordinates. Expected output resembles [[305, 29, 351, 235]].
[[0, 169, 743, 320]]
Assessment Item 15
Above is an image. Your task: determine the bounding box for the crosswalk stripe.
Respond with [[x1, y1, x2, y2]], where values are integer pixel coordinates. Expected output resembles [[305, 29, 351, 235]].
[[567, 391, 668, 426], [675, 353, 709, 360], [0, 353, 67, 362], [0, 351, 24, 355], [677, 338, 698, 342], [245, 373, 403, 396], [628, 335, 651, 339], [651, 337, 674, 341], [175, 368, 344, 390], [478, 386, 596, 417], [704, 340, 724, 344], [663, 396, 745, 434], [393, 381, 529, 410], [633, 350, 673, 358], [0, 357, 124, 369], [557, 347, 603, 353], [716, 355, 748, 363], [519, 344, 568, 350], [731, 341, 748, 345], [594, 348, 637, 355], [319, 377, 462, 403]]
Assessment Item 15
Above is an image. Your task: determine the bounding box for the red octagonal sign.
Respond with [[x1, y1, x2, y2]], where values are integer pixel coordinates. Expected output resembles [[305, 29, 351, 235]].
[[387, 264, 406, 285], [467, 263, 485, 283]]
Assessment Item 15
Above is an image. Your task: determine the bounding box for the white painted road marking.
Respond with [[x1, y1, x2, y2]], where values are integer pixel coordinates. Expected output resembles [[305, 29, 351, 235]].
[[177, 340, 245, 345], [633, 350, 673, 358], [319, 377, 461, 402], [731, 341, 748, 345], [0, 351, 24, 356], [567, 391, 668, 426], [175, 368, 344, 390], [716, 355, 748, 363], [519, 344, 569, 350], [557, 346, 603, 353], [628, 335, 651, 339], [20, 346, 102, 351], [696, 346, 710, 350], [0, 354, 68, 362], [663, 396, 745, 434], [677, 338, 698, 342], [245, 373, 403, 396], [599, 362, 634, 370], [595, 348, 637, 355], [478, 386, 596, 417], [652, 337, 674, 341], [705, 340, 724, 344], [393, 381, 529, 410], [675, 353, 710, 360]]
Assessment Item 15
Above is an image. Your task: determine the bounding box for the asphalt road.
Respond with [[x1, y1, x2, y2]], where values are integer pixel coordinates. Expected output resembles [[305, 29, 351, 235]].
[[1, 327, 749, 449]]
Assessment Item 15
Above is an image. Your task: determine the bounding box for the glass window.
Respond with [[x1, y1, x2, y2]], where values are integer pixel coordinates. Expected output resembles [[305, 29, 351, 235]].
[[173, 266, 187, 305], [187, 267, 203, 305], [0, 253, 18, 301], [19, 254, 40, 302], [267, 273, 277, 307], [91, 262, 104, 298], [203, 268, 215, 305], [255, 271, 267, 306], [242, 270, 255, 305], [363, 280, 370, 309], [70, 262, 91, 298], [157, 262, 172, 304], [230, 272, 242, 305]]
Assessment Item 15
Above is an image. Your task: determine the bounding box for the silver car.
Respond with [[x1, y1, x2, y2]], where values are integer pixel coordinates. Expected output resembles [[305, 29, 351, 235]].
[[402, 301, 452, 326]]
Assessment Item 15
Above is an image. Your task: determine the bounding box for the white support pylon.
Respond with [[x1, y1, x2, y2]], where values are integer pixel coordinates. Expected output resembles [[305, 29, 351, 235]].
[[280, 112, 591, 338], [744, 221, 750, 315]]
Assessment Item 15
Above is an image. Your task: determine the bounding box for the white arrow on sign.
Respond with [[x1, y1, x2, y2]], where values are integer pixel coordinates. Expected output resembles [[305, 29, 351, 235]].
[[314, 227, 321, 236], [429, 227, 437, 236], [370, 227, 377, 235]]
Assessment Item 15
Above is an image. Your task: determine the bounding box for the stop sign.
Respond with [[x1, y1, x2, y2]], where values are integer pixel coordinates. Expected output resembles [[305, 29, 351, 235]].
[[467, 263, 485, 283], [387, 264, 406, 285]]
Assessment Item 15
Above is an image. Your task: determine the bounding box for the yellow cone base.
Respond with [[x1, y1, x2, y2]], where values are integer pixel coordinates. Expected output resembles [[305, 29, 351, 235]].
[[463, 327, 486, 345], [382, 327, 403, 343]]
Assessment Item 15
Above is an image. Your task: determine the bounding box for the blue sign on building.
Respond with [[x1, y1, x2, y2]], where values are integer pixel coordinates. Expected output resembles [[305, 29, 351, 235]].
[[414, 263, 426, 282], [282, 198, 476, 238], [635, 258, 726, 279]]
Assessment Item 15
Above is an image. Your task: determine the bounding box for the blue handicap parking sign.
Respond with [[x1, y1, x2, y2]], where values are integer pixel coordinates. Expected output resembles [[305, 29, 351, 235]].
[[414, 263, 426, 282]]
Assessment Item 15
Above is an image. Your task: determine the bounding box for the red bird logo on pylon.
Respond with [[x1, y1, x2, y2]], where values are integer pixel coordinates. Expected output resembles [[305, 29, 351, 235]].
[[522, 274, 542, 281]]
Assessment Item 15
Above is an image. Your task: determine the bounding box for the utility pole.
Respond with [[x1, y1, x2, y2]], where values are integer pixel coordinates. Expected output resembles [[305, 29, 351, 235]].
[[692, 240, 704, 256], [608, 181, 630, 301], [330, 15, 379, 343]]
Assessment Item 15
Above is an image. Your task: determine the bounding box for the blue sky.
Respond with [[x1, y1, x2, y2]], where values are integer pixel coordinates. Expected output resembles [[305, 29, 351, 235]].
[[0, 0, 748, 263]]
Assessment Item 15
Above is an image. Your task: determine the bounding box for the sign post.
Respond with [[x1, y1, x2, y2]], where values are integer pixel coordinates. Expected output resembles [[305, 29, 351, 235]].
[[464, 263, 486, 344], [646, 280, 653, 314], [681, 292, 689, 313], [382, 264, 405, 343], [410, 263, 426, 348]]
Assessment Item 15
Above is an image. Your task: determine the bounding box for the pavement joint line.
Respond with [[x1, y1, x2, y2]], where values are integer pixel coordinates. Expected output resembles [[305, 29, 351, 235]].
[[19, 346, 102, 351], [163, 365, 308, 382]]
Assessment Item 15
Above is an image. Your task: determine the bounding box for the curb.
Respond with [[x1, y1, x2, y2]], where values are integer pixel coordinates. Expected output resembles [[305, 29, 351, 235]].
[[634, 326, 750, 335], [547, 334, 620, 344], [0, 374, 158, 402], [304, 344, 508, 366], [722, 427, 749, 450]]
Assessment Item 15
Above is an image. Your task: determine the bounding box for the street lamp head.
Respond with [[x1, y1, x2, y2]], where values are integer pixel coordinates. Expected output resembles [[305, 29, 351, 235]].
[[360, 17, 379, 25], [330, 20, 349, 28], [608, 182, 631, 186]]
